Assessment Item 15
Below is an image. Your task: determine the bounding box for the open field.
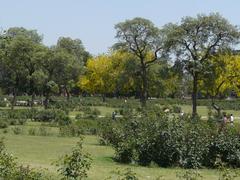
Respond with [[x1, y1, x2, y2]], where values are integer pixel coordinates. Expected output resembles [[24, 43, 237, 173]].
[[1, 98, 240, 179]]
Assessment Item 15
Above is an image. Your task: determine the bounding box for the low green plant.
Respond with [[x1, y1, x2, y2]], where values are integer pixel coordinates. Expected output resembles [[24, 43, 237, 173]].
[[106, 168, 139, 180], [38, 126, 50, 136], [12, 126, 23, 135], [176, 169, 203, 180], [0, 118, 9, 128], [28, 127, 37, 136], [55, 137, 92, 180]]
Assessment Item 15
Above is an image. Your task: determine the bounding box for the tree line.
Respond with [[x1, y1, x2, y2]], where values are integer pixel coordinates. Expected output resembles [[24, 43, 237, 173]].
[[0, 13, 240, 117]]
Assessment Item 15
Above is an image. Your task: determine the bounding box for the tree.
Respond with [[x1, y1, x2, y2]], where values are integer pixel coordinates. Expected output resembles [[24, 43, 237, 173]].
[[0, 35, 28, 109], [79, 54, 116, 101], [109, 51, 136, 97], [114, 17, 167, 106], [38, 47, 59, 108], [51, 49, 78, 99], [6, 27, 43, 43], [0, 27, 44, 108], [199, 53, 240, 115], [148, 60, 182, 98], [56, 37, 89, 98], [56, 37, 90, 65], [166, 13, 239, 117]]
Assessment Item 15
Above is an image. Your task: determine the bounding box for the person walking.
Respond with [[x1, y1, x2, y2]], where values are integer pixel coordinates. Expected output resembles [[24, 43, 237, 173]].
[[230, 114, 234, 126], [112, 111, 116, 120], [223, 114, 228, 124]]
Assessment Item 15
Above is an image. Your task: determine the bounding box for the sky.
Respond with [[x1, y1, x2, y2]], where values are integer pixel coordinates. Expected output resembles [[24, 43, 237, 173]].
[[0, 0, 239, 55]]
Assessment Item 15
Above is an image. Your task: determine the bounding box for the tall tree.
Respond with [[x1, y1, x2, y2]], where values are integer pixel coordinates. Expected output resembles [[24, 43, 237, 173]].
[[6, 27, 43, 43], [199, 53, 240, 115], [0, 36, 28, 109], [79, 55, 116, 101], [114, 17, 167, 106], [166, 13, 239, 117], [56, 37, 89, 98], [52, 49, 81, 100], [0, 27, 44, 108], [56, 37, 90, 65]]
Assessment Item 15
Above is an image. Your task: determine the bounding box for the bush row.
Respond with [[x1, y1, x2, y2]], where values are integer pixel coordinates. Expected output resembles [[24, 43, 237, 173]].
[[99, 108, 240, 168]]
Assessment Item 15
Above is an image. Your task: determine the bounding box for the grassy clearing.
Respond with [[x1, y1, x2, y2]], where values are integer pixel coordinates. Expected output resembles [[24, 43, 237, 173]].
[[180, 105, 240, 118], [1, 133, 225, 180]]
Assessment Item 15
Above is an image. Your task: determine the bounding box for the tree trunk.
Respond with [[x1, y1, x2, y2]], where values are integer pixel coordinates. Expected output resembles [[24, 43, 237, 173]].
[[31, 92, 35, 107], [102, 94, 106, 102], [211, 97, 221, 117], [192, 75, 198, 117], [140, 66, 147, 107], [44, 94, 49, 109], [65, 86, 70, 101], [11, 89, 16, 110]]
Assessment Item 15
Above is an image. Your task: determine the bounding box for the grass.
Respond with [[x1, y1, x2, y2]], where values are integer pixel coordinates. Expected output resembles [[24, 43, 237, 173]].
[[1, 100, 240, 179], [1, 133, 226, 180], [181, 105, 240, 119], [69, 106, 117, 118]]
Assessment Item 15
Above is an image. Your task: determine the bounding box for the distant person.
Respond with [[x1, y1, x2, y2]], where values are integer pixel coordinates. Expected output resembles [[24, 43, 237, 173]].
[[112, 111, 116, 120], [230, 114, 234, 126], [180, 111, 184, 117], [220, 114, 228, 131], [223, 114, 227, 124]]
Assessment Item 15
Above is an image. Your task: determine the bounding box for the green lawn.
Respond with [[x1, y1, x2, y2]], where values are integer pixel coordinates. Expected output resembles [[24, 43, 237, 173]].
[[180, 105, 240, 118], [2, 134, 225, 180]]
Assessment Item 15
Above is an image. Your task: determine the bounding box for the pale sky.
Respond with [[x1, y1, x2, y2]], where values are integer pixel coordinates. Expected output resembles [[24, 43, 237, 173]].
[[0, 0, 239, 55]]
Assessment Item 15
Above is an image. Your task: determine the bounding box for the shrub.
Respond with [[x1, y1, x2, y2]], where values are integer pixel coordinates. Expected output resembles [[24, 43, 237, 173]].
[[76, 107, 101, 119], [59, 125, 83, 137], [59, 119, 98, 137], [28, 128, 37, 136], [0, 100, 7, 107], [13, 165, 45, 180], [172, 105, 182, 113], [12, 127, 23, 135], [34, 109, 70, 125], [38, 126, 50, 136], [55, 137, 92, 180], [176, 169, 203, 180], [0, 138, 17, 179], [101, 108, 240, 168], [0, 119, 9, 128], [106, 168, 139, 180], [206, 127, 240, 167], [218, 166, 240, 180]]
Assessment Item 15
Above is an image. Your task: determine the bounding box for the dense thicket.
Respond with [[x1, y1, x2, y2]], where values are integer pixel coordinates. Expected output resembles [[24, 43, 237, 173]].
[[99, 107, 240, 168]]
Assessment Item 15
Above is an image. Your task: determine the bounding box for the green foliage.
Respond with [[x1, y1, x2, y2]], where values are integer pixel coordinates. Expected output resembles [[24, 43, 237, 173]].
[[176, 169, 203, 180], [28, 127, 37, 136], [55, 137, 92, 180], [12, 126, 23, 135], [34, 109, 71, 125], [0, 118, 9, 128], [106, 168, 139, 180], [101, 108, 240, 168], [38, 126, 51, 136], [0, 138, 17, 179], [75, 107, 100, 120], [59, 119, 98, 137]]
